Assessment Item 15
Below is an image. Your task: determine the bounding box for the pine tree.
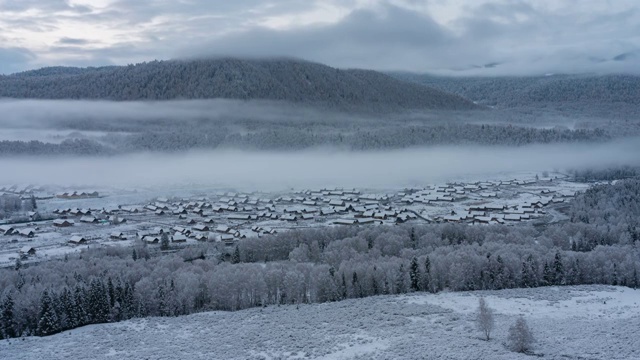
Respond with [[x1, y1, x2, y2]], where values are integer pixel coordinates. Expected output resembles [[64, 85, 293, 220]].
[[542, 262, 554, 286], [160, 233, 170, 251], [74, 284, 88, 327], [396, 264, 406, 294], [341, 273, 347, 299], [231, 246, 241, 264], [157, 283, 167, 316], [1, 292, 16, 338], [554, 252, 565, 285], [410, 227, 417, 249], [108, 277, 115, 308], [422, 256, 431, 292], [352, 272, 360, 298], [30, 194, 37, 210], [132, 248, 138, 261], [37, 290, 60, 336], [521, 255, 537, 288], [409, 257, 420, 291]]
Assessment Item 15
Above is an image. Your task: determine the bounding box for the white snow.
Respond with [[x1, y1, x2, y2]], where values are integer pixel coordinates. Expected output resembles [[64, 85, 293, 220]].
[[1, 285, 638, 360]]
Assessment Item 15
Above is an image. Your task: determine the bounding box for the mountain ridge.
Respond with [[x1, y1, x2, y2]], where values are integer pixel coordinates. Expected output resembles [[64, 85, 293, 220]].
[[391, 72, 640, 108], [0, 58, 478, 111]]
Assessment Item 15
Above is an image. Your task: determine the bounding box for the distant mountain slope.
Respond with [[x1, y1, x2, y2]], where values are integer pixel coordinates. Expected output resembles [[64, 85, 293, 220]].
[[0, 59, 477, 111], [392, 73, 640, 107]]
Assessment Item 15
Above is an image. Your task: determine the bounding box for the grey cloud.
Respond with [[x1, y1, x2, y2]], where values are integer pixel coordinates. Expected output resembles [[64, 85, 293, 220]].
[[57, 37, 91, 45], [0, 47, 35, 74], [175, 1, 640, 75], [3, 0, 640, 75], [181, 4, 453, 71]]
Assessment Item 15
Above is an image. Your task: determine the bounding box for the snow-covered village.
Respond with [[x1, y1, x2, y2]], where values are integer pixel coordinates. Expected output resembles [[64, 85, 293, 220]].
[[0, 173, 587, 268]]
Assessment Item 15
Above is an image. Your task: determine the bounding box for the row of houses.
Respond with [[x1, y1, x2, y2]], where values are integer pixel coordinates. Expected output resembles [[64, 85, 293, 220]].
[[55, 190, 100, 199], [0, 226, 35, 238]]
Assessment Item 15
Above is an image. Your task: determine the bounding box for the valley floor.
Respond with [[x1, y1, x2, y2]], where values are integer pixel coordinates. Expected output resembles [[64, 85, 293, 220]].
[[1, 285, 638, 359]]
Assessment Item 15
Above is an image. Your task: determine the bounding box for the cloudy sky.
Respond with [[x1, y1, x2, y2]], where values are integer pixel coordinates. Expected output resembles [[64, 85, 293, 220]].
[[1, 0, 639, 75]]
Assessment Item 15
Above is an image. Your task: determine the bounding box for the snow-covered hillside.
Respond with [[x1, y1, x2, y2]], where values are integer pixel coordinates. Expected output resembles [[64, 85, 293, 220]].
[[1, 285, 638, 359]]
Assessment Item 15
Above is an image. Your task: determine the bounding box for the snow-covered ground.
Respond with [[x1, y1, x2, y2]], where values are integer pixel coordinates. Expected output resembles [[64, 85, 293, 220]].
[[1, 285, 638, 359]]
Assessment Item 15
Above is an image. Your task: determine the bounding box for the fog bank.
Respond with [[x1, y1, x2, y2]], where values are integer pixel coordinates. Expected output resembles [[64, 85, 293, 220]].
[[1, 139, 638, 190]]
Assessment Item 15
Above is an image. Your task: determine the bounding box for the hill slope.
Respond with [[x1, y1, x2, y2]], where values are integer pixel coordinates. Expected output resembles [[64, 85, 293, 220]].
[[392, 73, 640, 108], [1, 286, 637, 359], [0, 59, 477, 111]]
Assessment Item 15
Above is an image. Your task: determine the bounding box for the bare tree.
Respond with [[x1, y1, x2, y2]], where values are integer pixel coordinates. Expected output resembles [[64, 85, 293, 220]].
[[507, 316, 535, 353], [476, 297, 495, 340]]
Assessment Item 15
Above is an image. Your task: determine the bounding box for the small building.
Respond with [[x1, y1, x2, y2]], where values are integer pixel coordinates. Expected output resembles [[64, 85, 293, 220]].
[[281, 214, 298, 221], [193, 224, 210, 232], [194, 233, 208, 241], [18, 228, 35, 238], [0, 225, 15, 236], [69, 235, 87, 245], [142, 235, 160, 244], [20, 246, 36, 256], [80, 216, 98, 223], [53, 219, 75, 227], [172, 233, 188, 243], [110, 232, 126, 240], [216, 225, 231, 233], [333, 219, 357, 225]]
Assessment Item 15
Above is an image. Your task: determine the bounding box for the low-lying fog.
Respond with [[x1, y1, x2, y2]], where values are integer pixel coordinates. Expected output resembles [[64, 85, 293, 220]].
[[1, 139, 639, 190]]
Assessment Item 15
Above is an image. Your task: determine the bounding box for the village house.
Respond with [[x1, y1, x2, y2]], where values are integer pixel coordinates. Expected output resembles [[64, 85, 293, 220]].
[[334, 219, 357, 225], [53, 219, 74, 227], [19, 228, 36, 238], [172, 233, 188, 243], [0, 225, 15, 235], [110, 232, 126, 240], [69, 235, 87, 245], [20, 246, 36, 256], [193, 224, 210, 232], [80, 215, 98, 223], [143, 235, 160, 244]]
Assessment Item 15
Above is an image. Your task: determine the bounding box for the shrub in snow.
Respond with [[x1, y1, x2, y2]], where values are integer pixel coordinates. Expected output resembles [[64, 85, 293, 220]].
[[507, 316, 535, 354]]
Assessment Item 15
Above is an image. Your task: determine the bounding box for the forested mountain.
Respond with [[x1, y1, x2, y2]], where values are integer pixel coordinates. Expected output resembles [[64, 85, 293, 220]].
[[392, 73, 640, 108], [0, 59, 477, 111]]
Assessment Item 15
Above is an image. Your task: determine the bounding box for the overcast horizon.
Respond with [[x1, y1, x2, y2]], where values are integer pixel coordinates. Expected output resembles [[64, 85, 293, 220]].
[[1, 0, 639, 76]]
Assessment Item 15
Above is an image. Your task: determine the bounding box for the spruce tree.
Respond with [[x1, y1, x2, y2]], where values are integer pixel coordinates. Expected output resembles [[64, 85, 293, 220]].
[[157, 283, 167, 316], [396, 264, 406, 294], [422, 256, 432, 292], [37, 290, 59, 336], [231, 246, 241, 264], [409, 257, 420, 291], [74, 284, 88, 327], [542, 262, 554, 286], [554, 252, 565, 285], [1, 292, 16, 338], [160, 233, 170, 251]]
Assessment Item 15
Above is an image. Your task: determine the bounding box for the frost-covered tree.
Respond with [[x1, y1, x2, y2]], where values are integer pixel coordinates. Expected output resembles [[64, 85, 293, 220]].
[[476, 297, 495, 341], [160, 233, 170, 251], [507, 317, 535, 354], [36, 290, 59, 336], [409, 257, 420, 291]]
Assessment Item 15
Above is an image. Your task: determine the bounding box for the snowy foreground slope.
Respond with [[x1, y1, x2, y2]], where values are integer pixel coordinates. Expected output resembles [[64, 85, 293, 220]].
[[1, 286, 638, 360]]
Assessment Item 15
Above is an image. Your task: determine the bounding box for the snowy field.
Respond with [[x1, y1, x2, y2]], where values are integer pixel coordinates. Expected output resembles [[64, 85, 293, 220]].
[[1, 285, 638, 360]]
